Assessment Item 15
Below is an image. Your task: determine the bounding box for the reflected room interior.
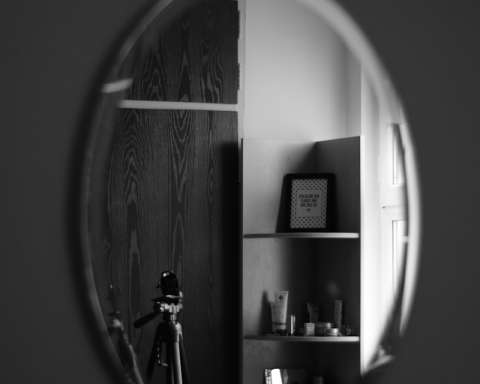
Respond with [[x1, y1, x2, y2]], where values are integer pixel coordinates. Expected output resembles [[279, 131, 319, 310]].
[[81, 1, 420, 384]]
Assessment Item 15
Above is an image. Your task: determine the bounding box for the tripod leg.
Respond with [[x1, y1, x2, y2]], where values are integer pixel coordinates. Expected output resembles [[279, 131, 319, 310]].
[[147, 327, 162, 382], [179, 334, 189, 384], [166, 343, 175, 384], [172, 341, 182, 384]]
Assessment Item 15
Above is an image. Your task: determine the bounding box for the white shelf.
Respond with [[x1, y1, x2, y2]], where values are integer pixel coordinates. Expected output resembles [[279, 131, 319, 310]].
[[244, 335, 359, 343], [243, 232, 359, 239]]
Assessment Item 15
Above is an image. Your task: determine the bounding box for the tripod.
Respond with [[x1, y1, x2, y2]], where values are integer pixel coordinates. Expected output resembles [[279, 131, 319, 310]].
[[134, 272, 189, 384]]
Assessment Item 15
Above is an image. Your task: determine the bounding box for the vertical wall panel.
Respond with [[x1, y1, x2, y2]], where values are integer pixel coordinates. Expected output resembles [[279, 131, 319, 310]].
[[92, 109, 238, 383], [89, 2, 240, 383], [123, 1, 239, 103]]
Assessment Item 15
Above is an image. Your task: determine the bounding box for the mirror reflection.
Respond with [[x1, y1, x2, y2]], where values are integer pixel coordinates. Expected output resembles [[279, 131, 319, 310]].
[[82, 1, 420, 384]]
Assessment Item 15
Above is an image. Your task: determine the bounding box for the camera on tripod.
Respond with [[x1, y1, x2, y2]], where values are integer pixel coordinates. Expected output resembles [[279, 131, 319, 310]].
[[133, 271, 189, 384], [134, 271, 183, 329]]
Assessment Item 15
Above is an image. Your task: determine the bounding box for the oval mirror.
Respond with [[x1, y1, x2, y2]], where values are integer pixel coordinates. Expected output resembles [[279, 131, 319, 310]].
[[80, 1, 421, 384]]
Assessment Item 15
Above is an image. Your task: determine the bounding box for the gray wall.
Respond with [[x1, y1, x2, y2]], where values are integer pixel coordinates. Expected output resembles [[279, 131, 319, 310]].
[[1, 1, 480, 384]]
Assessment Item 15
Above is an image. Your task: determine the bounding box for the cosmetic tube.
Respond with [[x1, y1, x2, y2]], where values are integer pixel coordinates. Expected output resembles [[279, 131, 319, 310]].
[[270, 291, 289, 334]]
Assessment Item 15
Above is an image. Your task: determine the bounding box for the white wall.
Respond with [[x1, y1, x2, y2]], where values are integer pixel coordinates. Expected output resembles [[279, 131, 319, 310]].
[[242, 0, 358, 141]]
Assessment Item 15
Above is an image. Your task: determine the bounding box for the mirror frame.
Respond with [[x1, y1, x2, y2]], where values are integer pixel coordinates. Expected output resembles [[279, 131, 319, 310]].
[[77, 0, 422, 383]]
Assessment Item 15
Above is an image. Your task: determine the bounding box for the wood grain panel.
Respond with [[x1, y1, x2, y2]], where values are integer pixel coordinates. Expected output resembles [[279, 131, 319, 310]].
[[88, 2, 240, 382], [92, 108, 238, 384], [123, 0, 239, 103]]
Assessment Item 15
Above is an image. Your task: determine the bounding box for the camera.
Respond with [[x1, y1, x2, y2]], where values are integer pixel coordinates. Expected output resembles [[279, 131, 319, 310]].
[[158, 270, 181, 304], [134, 271, 183, 329]]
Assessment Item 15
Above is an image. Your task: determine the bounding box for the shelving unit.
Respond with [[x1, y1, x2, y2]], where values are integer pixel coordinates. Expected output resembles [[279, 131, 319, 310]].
[[241, 137, 362, 384], [244, 335, 360, 343], [244, 232, 359, 239]]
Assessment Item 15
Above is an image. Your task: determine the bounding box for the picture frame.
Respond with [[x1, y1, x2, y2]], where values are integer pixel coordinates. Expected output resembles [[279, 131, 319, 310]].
[[285, 173, 334, 232]]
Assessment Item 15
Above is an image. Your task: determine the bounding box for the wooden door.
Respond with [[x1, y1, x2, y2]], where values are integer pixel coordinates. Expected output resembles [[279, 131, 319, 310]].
[[89, 1, 240, 383]]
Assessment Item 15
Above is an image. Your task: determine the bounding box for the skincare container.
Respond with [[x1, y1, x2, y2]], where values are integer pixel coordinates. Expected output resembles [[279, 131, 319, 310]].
[[304, 322, 315, 336], [270, 291, 289, 334], [326, 327, 340, 336], [289, 314, 296, 336], [315, 322, 332, 336]]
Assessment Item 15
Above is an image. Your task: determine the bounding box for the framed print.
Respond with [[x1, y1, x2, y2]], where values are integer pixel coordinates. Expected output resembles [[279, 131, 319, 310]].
[[286, 173, 334, 231]]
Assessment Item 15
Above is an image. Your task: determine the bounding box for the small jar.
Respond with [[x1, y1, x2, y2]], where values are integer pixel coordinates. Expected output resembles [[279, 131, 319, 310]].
[[304, 322, 315, 336], [326, 327, 340, 336], [315, 322, 332, 336]]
